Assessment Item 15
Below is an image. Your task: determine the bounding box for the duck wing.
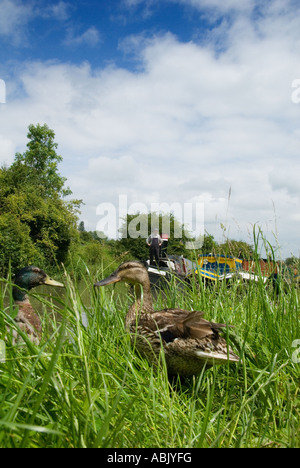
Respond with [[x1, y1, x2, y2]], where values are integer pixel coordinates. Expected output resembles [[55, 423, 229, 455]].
[[182, 310, 232, 339], [130, 308, 239, 373], [149, 309, 230, 343]]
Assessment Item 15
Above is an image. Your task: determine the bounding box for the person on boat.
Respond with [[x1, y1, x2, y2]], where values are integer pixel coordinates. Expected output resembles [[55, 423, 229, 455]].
[[147, 228, 162, 266]]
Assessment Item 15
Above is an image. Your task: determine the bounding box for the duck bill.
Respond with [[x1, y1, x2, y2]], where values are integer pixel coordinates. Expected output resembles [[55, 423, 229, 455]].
[[94, 273, 121, 287], [44, 276, 64, 288]]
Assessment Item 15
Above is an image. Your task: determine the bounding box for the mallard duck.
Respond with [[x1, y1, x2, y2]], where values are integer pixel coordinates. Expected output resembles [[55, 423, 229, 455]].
[[95, 261, 239, 376], [12, 266, 64, 344]]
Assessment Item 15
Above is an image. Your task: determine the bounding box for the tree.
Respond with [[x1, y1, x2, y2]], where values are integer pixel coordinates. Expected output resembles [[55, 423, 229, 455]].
[[117, 212, 195, 261], [13, 124, 72, 198], [200, 233, 216, 255], [216, 239, 254, 258], [285, 256, 300, 267], [78, 221, 85, 233], [0, 124, 81, 274]]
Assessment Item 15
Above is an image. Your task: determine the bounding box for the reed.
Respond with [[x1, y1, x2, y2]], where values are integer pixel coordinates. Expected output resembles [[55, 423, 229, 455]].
[[0, 258, 299, 448]]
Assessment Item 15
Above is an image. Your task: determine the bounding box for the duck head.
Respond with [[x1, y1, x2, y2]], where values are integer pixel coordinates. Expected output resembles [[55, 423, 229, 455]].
[[94, 261, 150, 289], [13, 266, 64, 302]]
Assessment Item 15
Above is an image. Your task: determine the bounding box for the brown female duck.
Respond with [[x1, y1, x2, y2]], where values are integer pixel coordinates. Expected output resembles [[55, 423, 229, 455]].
[[95, 261, 239, 376], [12, 266, 64, 344]]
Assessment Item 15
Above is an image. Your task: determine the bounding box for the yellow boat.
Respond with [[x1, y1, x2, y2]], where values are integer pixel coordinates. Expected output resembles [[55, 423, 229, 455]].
[[195, 255, 243, 282]]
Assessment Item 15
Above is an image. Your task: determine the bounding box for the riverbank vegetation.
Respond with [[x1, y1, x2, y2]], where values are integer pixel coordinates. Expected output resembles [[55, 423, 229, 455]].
[[0, 262, 299, 447], [0, 124, 299, 448]]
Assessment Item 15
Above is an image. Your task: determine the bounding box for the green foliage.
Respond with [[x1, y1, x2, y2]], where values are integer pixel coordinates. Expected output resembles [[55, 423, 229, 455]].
[[14, 124, 71, 198], [197, 233, 254, 259], [117, 216, 255, 262], [70, 230, 129, 280], [286, 256, 300, 269], [0, 124, 81, 275], [118, 212, 195, 261], [0, 263, 299, 447], [216, 239, 254, 258], [200, 233, 216, 255], [0, 214, 41, 271]]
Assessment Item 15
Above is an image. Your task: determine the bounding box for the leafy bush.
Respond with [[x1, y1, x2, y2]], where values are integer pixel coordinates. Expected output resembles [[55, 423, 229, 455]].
[[0, 124, 81, 275]]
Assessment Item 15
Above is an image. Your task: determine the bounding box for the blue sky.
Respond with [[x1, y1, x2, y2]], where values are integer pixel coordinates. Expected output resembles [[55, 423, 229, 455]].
[[1, 0, 300, 258], [0, 0, 223, 68]]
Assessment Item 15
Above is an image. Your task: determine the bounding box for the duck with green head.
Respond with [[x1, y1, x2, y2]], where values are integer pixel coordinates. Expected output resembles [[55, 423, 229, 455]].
[[12, 266, 64, 344]]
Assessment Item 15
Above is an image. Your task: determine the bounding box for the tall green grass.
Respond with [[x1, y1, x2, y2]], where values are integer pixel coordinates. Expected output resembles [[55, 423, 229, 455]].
[[0, 259, 299, 448]]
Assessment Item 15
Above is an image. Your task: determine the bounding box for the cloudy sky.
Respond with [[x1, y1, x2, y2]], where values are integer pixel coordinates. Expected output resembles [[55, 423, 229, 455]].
[[0, 0, 299, 258]]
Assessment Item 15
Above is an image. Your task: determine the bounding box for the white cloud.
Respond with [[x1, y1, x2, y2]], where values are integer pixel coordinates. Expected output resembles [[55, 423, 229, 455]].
[[64, 26, 101, 47], [123, 0, 148, 6], [0, 0, 72, 45], [1, 3, 300, 257], [0, 0, 33, 44], [175, 0, 255, 14], [269, 166, 300, 198], [49, 1, 71, 21]]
